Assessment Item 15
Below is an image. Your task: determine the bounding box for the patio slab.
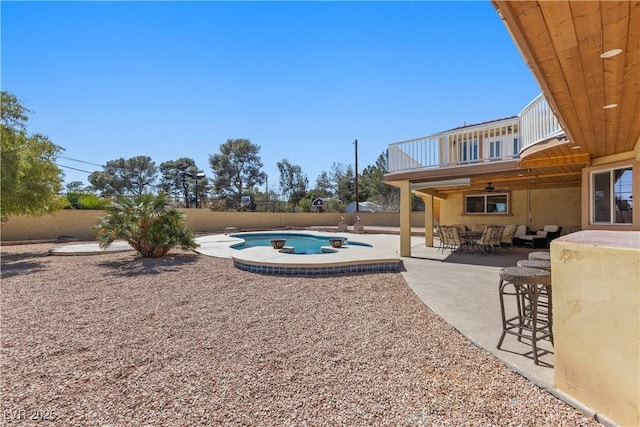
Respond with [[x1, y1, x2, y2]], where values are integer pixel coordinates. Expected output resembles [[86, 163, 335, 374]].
[[48, 240, 134, 255]]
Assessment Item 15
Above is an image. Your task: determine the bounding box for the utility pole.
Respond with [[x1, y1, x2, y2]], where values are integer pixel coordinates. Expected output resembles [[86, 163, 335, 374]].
[[266, 174, 269, 212], [354, 139, 359, 212]]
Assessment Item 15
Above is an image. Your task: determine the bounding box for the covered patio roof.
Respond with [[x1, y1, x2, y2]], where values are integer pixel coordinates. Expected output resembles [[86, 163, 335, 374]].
[[492, 1, 640, 160], [386, 159, 586, 198]]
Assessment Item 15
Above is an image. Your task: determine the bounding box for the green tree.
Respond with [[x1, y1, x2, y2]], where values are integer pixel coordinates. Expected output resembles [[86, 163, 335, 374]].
[[65, 181, 88, 193], [277, 159, 308, 210], [360, 151, 399, 211], [0, 91, 65, 220], [95, 192, 198, 258], [159, 158, 208, 208], [298, 198, 312, 212], [65, 181, 102, 209], [249, 187, 281, 212], [330, 162, 355, 204], [357, 151, 422, 211], [209, 138, 266, 202], [89, 156, 158, 196], [313, 171, 333, 197], [77, 194, 110, 210]]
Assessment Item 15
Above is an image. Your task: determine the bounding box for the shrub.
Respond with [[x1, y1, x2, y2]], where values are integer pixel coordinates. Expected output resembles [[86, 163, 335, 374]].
[[78, 194, 109, 209], [65, 192, 109, 209], [95, 192, 198, 258], [298, 198, 312, 212], [65, 192, 81, 209]]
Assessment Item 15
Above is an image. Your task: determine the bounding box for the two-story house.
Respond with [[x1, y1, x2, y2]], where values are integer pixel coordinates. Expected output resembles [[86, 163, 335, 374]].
[[384, 2, 639, 426]]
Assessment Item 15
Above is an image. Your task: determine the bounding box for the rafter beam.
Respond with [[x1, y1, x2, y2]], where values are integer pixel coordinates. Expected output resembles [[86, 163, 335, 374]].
[[412, 188, 448, 199]]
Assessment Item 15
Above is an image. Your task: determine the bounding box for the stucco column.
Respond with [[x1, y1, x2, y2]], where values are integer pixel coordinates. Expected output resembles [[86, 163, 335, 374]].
[[423, 194, 434, 247], [400, 180, 412, 257]]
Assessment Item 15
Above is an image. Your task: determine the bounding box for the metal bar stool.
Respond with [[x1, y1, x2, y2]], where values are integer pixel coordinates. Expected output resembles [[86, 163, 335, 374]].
[[516, 259, 551, 271], [516, 259, 552, 338], [497, 266, 552, 365], [528, 251, 550, 261]]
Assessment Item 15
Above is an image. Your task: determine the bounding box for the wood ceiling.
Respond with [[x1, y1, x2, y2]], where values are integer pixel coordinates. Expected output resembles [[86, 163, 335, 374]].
[[410, 162, 586, 197], [492, 1, 640, 159]]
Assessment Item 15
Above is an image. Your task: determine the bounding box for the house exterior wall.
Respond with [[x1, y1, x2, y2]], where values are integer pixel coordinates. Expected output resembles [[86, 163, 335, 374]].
[[581, 156, 640, 231], [552, 231, 640, 427], [0, 210, 427, 242], [438, 187, 581, 231]]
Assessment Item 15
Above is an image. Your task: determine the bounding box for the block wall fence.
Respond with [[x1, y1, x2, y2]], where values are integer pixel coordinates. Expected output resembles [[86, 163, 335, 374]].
[[0, 210, 427, 242]]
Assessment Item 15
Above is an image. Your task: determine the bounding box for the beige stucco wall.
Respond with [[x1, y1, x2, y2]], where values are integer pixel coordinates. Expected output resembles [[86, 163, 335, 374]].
[[438, 187, 581, 231], [1, 210, 426, 242], [551, 231, 640, 427], [0, 210, 105, 241]]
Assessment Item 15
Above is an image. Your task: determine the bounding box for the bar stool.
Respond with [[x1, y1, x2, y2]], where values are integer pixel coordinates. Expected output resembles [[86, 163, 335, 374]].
[[529, 251, 550, 261], [516, 259, 551, 271], [516, 259, 552, 330], [497, 266, 553, 365]]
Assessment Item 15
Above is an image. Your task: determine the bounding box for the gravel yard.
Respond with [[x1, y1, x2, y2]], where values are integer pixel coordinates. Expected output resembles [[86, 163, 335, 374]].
[[1, 243, 598, 426]]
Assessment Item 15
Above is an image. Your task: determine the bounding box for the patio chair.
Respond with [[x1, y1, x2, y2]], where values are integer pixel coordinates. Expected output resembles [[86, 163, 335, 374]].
[[439, 226, 452, 252], [500, 224, 519, 251], [441, 225, 461, 253], [435, 224, 446, 253], [511, 225, 528, 246], [470, 223, 487, 233], [475, 225, 505, 254]]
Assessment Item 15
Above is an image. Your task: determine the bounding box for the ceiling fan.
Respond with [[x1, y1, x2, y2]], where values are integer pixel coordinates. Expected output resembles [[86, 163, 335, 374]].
[[485, 182, 495, 192]]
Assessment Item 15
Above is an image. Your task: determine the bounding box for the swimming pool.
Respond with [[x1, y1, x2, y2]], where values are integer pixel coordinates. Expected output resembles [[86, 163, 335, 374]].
[[230, 232, 372, 254]]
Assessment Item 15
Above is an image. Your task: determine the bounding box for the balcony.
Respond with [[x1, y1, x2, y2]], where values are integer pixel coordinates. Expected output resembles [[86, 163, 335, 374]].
[[388, 94, 564, 174]]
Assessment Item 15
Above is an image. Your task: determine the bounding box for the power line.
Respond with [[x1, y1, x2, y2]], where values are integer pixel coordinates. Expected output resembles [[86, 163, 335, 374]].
[[55, 163, 93, 174], [58, 156, 103, 167]]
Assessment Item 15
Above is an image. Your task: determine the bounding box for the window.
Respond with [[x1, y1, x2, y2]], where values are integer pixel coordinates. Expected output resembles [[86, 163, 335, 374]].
[[513, 138, 520, 157], [461, 139, 479, 163], [592, 166, 633, 224], [489, 140, 501, 159], [465, 193, 509, 214]]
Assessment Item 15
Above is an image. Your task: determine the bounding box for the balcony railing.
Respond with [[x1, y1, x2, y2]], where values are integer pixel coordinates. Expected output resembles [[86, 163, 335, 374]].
[[387, 94, 564, 174], [388, 135, 442, 172], [518, 94, 564, 150]]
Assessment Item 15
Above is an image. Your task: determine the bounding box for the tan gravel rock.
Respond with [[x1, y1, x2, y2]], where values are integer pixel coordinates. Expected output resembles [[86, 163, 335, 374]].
[[1, 244, 598, 426]]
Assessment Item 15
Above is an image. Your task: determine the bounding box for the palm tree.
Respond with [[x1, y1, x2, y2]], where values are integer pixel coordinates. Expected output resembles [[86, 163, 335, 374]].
[[95, 192, 198, 258]]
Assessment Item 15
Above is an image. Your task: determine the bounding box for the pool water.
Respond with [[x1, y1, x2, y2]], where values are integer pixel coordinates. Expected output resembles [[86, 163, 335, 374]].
[[230, 233, 372, 254]]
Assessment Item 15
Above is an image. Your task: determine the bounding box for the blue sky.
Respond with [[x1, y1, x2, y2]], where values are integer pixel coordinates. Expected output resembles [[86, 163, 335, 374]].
[[2, 1, 541, 192]]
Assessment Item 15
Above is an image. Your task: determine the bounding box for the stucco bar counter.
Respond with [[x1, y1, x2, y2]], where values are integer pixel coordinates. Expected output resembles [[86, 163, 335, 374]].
[[551, 230, 639, 427]]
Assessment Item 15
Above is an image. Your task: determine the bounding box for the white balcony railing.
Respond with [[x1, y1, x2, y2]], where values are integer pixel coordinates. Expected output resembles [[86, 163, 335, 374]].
[[387, 94, 563, 174], [518, 93, 564, 150], [388, 135, 441, 173]]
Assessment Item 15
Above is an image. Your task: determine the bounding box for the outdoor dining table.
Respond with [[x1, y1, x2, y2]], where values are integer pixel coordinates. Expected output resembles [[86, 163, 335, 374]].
[[458, 231, 483, 254]]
